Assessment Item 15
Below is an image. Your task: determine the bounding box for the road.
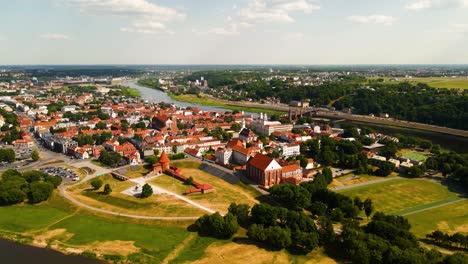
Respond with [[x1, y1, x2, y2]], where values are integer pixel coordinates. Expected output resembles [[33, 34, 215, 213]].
[[222, 100, 468, 138], [314, 111, 468, 138]]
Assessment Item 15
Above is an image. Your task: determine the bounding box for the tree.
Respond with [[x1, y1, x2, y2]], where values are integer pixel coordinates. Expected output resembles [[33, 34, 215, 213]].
[[230, 123, 241, 131], [228, 203, 250, 226], [364, 199, 373, 219], [140, 183, 153, 198], [90, 178, 103, 190], [322, 167, 333, 184], [184, 176, 194, 185], [406, 166, 424, 178], [103, 184, 112, 195], [28, 181, 54, 204], [374, 161, 395, 177], [31, 150, 40, 161]]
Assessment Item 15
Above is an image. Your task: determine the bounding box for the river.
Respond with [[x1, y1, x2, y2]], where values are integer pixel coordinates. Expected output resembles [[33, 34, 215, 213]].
[[0, 239, 104, 264], [123, 81, 230, 113], [126, 81, 468, 152]]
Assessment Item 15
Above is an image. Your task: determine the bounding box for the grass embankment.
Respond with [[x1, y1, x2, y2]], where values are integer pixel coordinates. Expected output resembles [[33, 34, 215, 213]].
[[406, 200, 468, 237], [338, 178, 462, 215], [368, 77, 468, 90], [69, 174, 206, 217], [151, 161, 260, 214], [172, 235, 336, 264], [0, 192, 204, 263], [168, 93, 285, 115]]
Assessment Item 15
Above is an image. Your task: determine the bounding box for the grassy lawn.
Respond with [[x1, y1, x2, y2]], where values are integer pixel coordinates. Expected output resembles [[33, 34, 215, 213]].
[[368, 77, 468, 90], [169, 93, 285, 115], [121, 165, 150, 178], [406, 200, 468, 237], [402, 151, 428, 162], [69, 174, 206, 217], [338, 178, 460, 214], [173, 237, 336, 264], [50, 215, 188, 263], [338, 174, 383, 186], [0, 204, 69, 233], [151, 161, 259, 213]]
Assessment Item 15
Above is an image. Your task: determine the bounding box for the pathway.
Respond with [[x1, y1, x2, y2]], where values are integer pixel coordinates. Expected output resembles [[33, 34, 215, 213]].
[[59, 186, 199, 220], [58, 169, 206, 220], [124, 176, 216, 214], [400, 198, 466, 216]]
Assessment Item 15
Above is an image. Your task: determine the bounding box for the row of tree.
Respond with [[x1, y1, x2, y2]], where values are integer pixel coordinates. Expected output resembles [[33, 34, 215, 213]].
[[426, 230, 468, 249]]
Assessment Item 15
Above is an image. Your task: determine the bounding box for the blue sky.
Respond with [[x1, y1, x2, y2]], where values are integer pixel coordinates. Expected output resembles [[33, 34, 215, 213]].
[[0, 0, 467, 64]]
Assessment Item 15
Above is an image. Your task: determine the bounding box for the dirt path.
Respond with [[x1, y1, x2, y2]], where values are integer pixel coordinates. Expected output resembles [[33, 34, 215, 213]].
[[59, 173, 202, 220], [401, 198, 467, 216], [162, 233, 196, 264]]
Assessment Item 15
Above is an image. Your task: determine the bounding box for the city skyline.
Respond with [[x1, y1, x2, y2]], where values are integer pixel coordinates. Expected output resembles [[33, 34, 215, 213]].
[[0, 0, 467, 64]]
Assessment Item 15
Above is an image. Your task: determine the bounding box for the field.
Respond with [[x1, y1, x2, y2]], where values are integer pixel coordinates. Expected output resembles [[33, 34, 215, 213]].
[[0, 190, 337, 264], [68, 174, 206, 217], [169, 93, 285, 115], [402, 151, 428, 162], [406, 200, 468, 237], [151, 161, 260, 213], [171, 232, 336, 264], [338, 178, 462, 215], [369, 77, 468, 89]]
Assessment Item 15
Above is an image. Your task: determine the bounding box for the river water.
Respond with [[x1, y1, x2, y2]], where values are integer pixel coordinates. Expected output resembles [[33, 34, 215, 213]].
[[0, 239, 104, 264], [123, 81, 230, 113], [126, 81, 467, 152]]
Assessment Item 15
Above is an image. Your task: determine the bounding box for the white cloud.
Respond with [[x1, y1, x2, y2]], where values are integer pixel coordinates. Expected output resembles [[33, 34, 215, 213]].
[[239, 0, 320, 23], [121, 20, 174, 34], [452, 23, 468, 33], [40, 33, 71, 40], [285, 32, 304, 40], [63, 0, 185, 34], [66, 0, 185, 21], [405, 0, 468, 10], [194, 24, 240, 36], [348, 15, 397, 26]]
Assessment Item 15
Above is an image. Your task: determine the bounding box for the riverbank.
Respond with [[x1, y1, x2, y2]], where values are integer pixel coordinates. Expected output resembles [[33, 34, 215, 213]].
[[0, 192, 195, 264], [168, 93, 286, 115]]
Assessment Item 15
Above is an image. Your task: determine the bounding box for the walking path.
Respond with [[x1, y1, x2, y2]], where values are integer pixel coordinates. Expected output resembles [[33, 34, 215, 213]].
[[400, 198, 466, 216], [59, 170, 208, 220], [123, 176, 216, 214]]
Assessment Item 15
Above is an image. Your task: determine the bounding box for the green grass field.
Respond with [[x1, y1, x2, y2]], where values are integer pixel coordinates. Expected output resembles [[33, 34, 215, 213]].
[[50, 215, 188, 263], [0, 205, 69, 233], [406, 200, 468, 237], [369, 77, 468, 89], [402, 152, 428, 162], [338, 178, 460, 214]]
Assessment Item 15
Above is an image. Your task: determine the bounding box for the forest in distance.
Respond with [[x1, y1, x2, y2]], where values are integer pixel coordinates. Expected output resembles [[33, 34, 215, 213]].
[[185, 71, 467, 130]]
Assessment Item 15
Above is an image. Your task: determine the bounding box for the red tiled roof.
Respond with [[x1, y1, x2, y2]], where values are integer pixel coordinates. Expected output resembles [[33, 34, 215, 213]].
[[158, 151, 170, 163], [247, 153, 274, 171]]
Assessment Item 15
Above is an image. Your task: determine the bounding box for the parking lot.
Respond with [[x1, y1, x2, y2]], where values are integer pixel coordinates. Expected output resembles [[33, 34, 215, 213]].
[[40, 166, 79, 183]]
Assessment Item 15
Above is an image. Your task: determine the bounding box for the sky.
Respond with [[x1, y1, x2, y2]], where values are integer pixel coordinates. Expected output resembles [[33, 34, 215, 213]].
[[0, 0, 467, 65]]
